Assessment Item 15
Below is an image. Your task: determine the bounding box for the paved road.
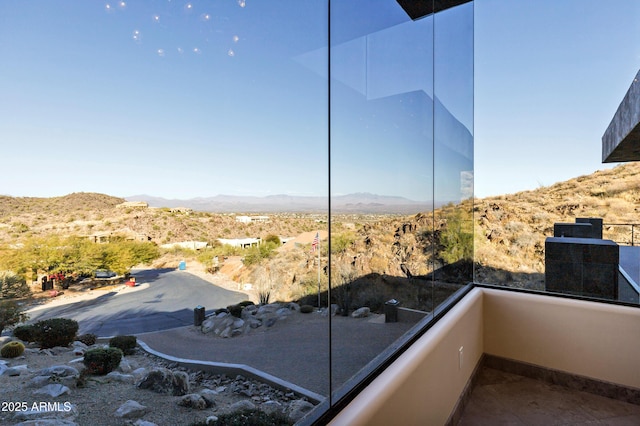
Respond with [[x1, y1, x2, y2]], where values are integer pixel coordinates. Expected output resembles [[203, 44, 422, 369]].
[[27, 268, 248, 337]]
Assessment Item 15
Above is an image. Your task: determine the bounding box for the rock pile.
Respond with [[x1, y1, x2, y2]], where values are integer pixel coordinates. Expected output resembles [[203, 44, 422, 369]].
[[0, 340, 317, 425], [200, 302, 301, 338]]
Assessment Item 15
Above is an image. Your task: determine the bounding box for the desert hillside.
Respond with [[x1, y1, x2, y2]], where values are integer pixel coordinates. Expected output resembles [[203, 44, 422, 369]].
[[474, 162, 640, 288], [2, 163, 638, 302]]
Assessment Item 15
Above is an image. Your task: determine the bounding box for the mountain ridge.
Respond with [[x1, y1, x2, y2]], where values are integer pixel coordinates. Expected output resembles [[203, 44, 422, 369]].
[[124, 193, 434, 214]]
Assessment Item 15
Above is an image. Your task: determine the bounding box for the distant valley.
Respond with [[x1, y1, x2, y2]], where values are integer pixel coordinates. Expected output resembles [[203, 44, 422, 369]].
[[125, 193, 434, 214]]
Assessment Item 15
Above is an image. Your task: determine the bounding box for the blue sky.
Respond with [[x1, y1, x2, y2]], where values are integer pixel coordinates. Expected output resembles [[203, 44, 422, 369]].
[[1, 1, 639, 200], [475, 0, 640, 197]]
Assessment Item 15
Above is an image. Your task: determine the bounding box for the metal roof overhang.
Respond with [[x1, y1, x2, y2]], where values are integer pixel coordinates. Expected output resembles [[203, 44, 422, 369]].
[[603, 70, 640, 163]]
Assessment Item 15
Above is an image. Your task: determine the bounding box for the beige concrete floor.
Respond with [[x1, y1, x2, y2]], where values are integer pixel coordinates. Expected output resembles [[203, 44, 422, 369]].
[[458, 367, 640, 425]]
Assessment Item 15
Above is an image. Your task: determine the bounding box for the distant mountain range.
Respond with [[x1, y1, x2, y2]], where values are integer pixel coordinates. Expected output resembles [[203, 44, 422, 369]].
[[125, 193, 435, 214]]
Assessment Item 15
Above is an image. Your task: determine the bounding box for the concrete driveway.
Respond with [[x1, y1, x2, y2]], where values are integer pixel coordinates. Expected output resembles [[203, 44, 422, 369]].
[[27, 268, 248, 337]]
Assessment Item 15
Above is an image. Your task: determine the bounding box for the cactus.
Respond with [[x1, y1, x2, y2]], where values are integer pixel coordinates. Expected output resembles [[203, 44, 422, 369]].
[[1, 341, 25, 358]]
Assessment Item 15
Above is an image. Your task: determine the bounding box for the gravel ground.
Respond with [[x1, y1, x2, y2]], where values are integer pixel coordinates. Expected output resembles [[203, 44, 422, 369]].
[[0, 342, 310, 426]]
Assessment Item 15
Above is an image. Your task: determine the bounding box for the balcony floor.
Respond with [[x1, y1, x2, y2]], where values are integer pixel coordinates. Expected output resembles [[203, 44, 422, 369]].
[[458, 367, 640, 425]]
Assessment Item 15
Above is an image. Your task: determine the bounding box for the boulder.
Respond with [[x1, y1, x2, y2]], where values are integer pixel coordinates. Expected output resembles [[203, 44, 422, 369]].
[[14, 420, 78, 426], [114, 400, 149, 419], [13, 403, 77, 422], [33, 384, 71, 397], [287, 399, 315, 422], [117, 358, 133, 373], [178, 394, 207, 410], [37, 365, 79, 379], [5, 364, 29, 376], [199, 389, 219, 408], [228, 400, 256, 412], [106, 371, 135, 384], [133, 420, 158, 426], [351, 307, 370, 318], [136, 367, 190, 396]]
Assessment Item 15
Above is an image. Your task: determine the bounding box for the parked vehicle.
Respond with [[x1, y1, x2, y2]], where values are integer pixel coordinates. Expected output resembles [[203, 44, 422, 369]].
[[95, 269, 117, 279]]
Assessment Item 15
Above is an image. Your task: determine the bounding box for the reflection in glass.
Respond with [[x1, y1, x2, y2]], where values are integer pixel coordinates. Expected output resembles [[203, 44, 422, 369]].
[[329, 0, 473, 403], [434, 2, 474, 288]]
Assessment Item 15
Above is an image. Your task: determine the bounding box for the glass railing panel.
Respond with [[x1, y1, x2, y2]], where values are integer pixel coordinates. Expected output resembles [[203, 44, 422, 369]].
[[433, 2, 474, 307], [329, 0, 436, 400]]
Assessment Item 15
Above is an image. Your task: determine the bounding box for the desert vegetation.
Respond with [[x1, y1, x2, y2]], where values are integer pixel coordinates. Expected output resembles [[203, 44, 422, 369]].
[[3, 163, 638, 310]]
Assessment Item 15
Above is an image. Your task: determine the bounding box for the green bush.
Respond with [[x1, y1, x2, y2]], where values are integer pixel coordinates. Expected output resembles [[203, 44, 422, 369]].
[[1, 341, 25, 358], [109, 335, 137, 355], [191, 408, 292, 426], [76, 333, 97, 346], [32, 318, 79, 348], [300, 305, 314, 314], [83, 347, 123, 375], [13, 324, 36, 342]]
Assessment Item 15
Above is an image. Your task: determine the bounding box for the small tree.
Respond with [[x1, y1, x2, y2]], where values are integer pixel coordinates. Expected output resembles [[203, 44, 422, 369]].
[[0, 300, 29, 335], [0, 271, 30, 299]]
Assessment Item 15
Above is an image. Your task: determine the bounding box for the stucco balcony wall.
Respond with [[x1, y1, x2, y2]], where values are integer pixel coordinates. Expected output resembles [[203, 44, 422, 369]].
[[329, 287, 640, 425]]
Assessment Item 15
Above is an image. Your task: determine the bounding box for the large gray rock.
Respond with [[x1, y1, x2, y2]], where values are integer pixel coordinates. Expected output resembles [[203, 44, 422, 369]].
[[33, 384, 71, 397], [228, 400, 256, 412], [287, 399, 315, 422], [351, 307, 370, 318], [13, 403, 77, 422], [37, 365, 79, 379], [117, 357, 133, 373], [33, 365, 79, 387], [199, 389, 219, 408], [114, 400, 149, 419], [5, 364, 29, 376], [136, 367, 190, 396], [133, 420, 158, 426], [14, 420, 78, 426], [178, 394, 207, 410], [106, 371, 135, 384]]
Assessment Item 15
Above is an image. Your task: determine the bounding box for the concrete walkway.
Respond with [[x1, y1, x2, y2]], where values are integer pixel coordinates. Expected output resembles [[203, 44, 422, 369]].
[[138, 312, 414, 396]]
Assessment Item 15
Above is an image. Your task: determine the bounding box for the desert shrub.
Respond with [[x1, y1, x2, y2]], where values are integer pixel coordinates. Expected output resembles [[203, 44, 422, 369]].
[[109, 335, 137, 355], [0, 271, 30, 299], [12, 324, 36, 342], [191, 408, 292, 426], [32, 318, 79, 348], [83, 347, 123, 375], [300, 305, 314, 314], [76, 333, 97, 346], [1, 341, 25, 358], [264, 234, 281, 245], [227, 304, 243, 318], [0, 300, 29, 335], [258, 289, 271, 305]]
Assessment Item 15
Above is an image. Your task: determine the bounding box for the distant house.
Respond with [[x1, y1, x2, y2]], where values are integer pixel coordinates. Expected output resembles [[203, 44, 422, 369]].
[[88, 231, 112, 243], [235, 215, 270, 224], [170, 207, 193, 214], [88, 231, 150, 243], [217, 238, 262, 248], [160, 241, 209, 250], [116, 201, 149, 209]]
